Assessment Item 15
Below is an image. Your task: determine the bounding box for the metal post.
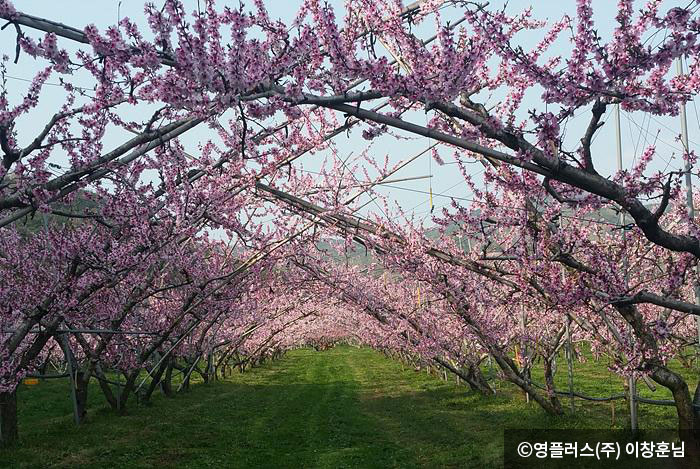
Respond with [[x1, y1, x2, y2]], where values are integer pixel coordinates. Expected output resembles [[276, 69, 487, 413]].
[[565, 316, 575, 412], [615, 103, 638, 430], [677, 56, 700, 360], [520, 304, 529, 403], [561, 217, 575, 412], [57, 336, 81, 425]]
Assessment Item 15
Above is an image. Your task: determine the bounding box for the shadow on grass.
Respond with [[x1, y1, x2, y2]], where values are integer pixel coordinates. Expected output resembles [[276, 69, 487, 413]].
[[7, 381, 427, 468], [4, 346, 672, 468]]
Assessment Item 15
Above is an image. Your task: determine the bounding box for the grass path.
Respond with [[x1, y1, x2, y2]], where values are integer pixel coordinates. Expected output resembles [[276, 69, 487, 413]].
[[1, 346, 692, 468]]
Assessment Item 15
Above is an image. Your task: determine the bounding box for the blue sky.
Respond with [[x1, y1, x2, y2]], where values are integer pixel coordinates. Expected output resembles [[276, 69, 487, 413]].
[[2, 0, 698, 228]]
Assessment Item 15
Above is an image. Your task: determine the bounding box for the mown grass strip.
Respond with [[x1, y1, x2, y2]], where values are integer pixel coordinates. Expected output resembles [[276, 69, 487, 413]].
[[1, 346, 692, 468]]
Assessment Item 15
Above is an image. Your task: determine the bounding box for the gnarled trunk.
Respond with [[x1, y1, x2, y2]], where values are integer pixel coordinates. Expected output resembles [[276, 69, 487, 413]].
[[651, 364, 696, 431], [490, 348, 564, 416], [615, 304, 698, 431], [433, 357, 494, 396], [467, 363, 494, 396]]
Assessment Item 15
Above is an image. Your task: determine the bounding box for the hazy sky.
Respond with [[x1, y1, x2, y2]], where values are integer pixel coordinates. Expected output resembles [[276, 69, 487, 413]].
[[2, 0, 697, 227]]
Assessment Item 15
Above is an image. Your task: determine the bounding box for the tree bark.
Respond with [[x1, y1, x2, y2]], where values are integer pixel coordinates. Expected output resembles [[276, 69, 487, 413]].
[[75, 371, 89, 422], [162, 359, 174, 397], [182, 374, 190, 390], [143, 358, 169, 403], [448, 297, 564, 415], [93, 365, 118, 411], [467, 363, 493, 396], [651, 365, 696, 430], [543, 358, 563, 415], [204, 352, 213, 383], [490, 348, 564, 415], [0, 390, 18, 447], [614, 304, 697, 432], [116, 371, 140, 415]]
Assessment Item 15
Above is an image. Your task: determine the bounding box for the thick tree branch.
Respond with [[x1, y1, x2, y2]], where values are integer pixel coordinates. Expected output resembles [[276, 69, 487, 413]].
[[612, 291, 700, 317], [580, 99, 606, 174]]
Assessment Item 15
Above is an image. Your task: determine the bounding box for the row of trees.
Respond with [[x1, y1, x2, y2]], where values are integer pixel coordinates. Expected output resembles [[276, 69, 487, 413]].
[[1, 0, 699, 449]]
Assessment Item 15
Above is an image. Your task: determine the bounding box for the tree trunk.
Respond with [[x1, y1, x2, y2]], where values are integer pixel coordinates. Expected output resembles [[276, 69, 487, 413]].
[[490, 348, 563, 416], [116, 371, 139, 415], [200, 353, 211, 384], [543, 358, 563, 415], [182, 368, 191, 391], [75, 371, 89, 422], [470, 369, 490, 394], [466, 363, 494, 396], [38, 352, 53, 377], [651, 365, 696, 430], [0, 390, 18, 447], [95, 372, 119, 411], [143, 358, 169, 403], [162, 359, 174, 397], [433, 357, 494, 396], [615, 304, 698, 432], [93, 364, 119, 410], [211, 352, 218, 381], [449, 295, 563, 415]]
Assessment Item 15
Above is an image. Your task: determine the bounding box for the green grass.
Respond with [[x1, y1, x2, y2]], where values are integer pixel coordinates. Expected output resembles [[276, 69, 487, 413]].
[[1, 346, 697, 468]]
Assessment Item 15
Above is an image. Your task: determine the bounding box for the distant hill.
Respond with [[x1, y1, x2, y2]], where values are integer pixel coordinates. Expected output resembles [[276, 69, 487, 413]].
[[314, 203, 636, 265], [11, 191, 101, 234]]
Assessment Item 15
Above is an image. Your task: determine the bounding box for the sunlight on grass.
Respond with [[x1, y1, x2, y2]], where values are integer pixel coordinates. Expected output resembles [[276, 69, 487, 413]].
[[1, 346, 695, 468]]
